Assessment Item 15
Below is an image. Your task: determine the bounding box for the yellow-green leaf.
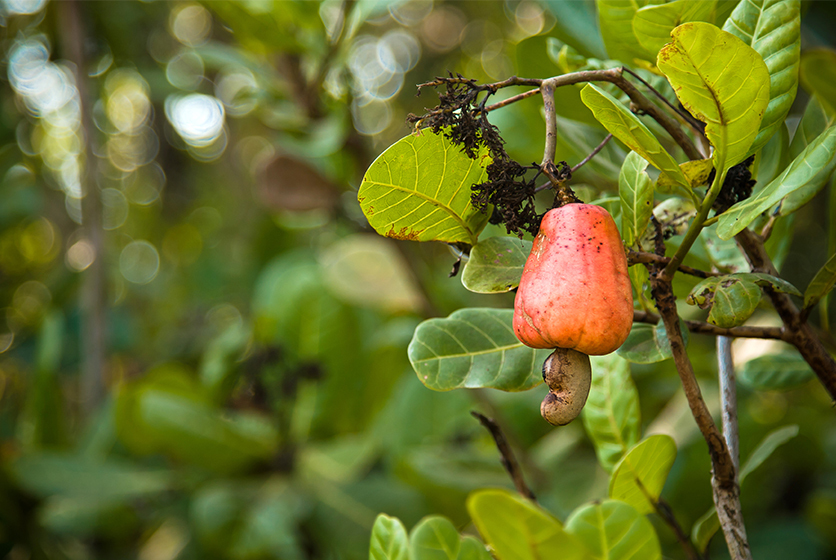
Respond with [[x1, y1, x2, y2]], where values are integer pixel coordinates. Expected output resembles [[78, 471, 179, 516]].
[[609, 435, 677, 515], [717, 125, 836, 239], [656, 158, 714, 190], [358, 130, 490, 245], [723, 0, 801, 154], [632, 0, 717, 58], [618, 151, 654, 247], [657, 22, 770, 173], [580, 83, 689, 187], [597, 0, 664, 64]]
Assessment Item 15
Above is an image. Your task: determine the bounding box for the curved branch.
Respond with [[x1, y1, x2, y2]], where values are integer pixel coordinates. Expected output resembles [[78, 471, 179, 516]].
[[633, 310, 790, 341], [627, 250, 717, 279], [735, 228, 836, 401]]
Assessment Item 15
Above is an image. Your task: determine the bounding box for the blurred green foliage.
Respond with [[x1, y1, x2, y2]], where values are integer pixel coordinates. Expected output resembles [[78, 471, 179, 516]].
[[0, 1, 835, 559]]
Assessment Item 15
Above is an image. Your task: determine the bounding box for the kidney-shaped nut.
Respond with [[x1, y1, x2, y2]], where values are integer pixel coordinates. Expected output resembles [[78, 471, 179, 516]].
[[540, 347, 592, 426]]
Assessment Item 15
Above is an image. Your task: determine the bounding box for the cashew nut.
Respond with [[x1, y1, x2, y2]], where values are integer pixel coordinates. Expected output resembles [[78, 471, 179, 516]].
[[540, 347, 592, 426]]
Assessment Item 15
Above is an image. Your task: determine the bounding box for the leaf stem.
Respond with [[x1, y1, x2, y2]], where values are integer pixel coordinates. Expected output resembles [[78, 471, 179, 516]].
[[662, 166, 729, 282]]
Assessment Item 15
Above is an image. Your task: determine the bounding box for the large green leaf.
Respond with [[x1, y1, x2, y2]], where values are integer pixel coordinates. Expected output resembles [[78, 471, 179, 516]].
[[789, 96, 836, 158], [358, 130, 490, 245], [580, 84, 689, 188], [467, 488, 591, 560], [799, 48, 836, 113], [805, 252, 836, 309], [565, 500, 661, 560], [582, 354, 641, 472], [409, 516, 461, 560], [723, 0, 801, 154], [618, 151, 654, 247], [687, 273, 799, 328], [371, 514, 409, 560], [691, 425, 799, 552], [717, 125, 836, 238], [738, 353, 814, 390], [597, 0, 664, 63], [632, 0, 717, 58], [657, 22, 770, 173], [608, 435, 677, 515], [461, 237, 532, 294], [407, 308, 551, 392]]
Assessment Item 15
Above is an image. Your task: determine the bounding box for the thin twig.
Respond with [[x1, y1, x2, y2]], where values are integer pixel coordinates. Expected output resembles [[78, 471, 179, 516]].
[[58, 0, 106, 413], [633, 310, 790, 341], [571, 134, 613, 173], [540, 79, 558, 166], [622, 67, 705, 136], [627, 250, 717, 279], [657, 498, 704, 560], [484, 88, 541, 112], [717, 336, 740, 475], [471, 411, 536, 500]]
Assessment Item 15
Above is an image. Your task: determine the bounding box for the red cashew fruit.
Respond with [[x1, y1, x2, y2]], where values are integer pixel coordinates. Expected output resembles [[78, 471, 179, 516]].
[[513, 203, 633, 355]]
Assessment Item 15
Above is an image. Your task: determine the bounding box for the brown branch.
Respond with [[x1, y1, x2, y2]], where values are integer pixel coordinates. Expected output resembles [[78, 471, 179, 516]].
[[572, 134, 613, 173], [735, 228, 836, 401], [657, 498, 704, 560], [650, 273, 751, 560], [471, 411, 536, 500], [627, 250, 716, 279], [58, 0, 106, 413], [484, 88, 541, 112], [633, 310, 790, 341]]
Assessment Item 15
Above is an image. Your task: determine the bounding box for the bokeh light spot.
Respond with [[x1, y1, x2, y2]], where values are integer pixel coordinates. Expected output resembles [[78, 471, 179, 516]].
[[165, 94, 225, 148], [120, 240, 160, 284]]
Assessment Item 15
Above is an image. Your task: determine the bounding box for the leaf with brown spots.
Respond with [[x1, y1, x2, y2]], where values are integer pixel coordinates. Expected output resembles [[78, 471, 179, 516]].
[[357, 130, 491, 245]]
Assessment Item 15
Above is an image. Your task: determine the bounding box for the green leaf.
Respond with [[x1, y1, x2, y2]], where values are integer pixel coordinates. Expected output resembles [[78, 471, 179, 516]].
[[618, 151, 654, 247], [457, 537, 493, 560], [799, 48, 836, 113], [657, 22, 770, 173], [789, 96, 836, 158], [407, 308, 551, 392], [738, 353, 814, 390], [565, 500, 662, 560], [691, 508, 721, 554], [756, 122, 791, 188], [617, 319, 689, 364], [717, 126, 836, 238], [371, 514, 409, 560], [582, 354, 641, 472], [632, 0, 717, 58], [358, 130, 490, 245], [723, 0, 801, 153], [114, 365, 278, 474], [542, 0, 607, 59], [688, 271, 801, 330], [805, 252, 836, 309], [10, 453, 172, 500], [597, 0, 664, 63], [467, 488, 592, 560], [461, 237, 532, 294], [691, 425, 799, 552], [656, 158, 715, 191], [580, 84, 689, 187], [409, 516, 461, 560], [740, 424, 800, 480], [609, 436, 677, 515]]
